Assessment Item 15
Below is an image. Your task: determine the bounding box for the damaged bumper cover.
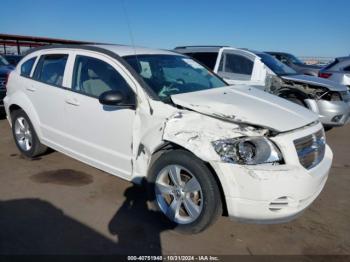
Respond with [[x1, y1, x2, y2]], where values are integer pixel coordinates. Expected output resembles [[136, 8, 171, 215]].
[[304, 99, 350, 126], [209, 122, 332, 223]]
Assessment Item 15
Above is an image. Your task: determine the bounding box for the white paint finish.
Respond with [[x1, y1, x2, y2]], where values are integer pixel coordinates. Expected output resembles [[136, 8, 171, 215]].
[[215, 48, 267, 87], [88, 44, 179, 57], [171, 85, 318, 132], [62, 51, 138, 179], [4, 44, 334, 225], [210, 122, 332, 222]]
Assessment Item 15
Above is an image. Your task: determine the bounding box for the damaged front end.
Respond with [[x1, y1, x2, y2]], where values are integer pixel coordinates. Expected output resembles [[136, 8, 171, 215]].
[[265, 74, 350, 127], [131, 98, 276, 182]]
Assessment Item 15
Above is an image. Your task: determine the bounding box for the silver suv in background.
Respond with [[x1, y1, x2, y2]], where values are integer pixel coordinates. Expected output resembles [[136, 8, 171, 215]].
[[175, 46, 350, 129], [266, 51, 322, 77]]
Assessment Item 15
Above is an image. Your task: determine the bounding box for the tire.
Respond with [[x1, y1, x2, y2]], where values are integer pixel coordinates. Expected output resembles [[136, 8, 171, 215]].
[[148, 149, 222, 234], [11, 109, 47, 158]]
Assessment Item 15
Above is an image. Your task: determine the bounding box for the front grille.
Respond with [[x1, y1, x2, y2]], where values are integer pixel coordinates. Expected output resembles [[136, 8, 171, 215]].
[[294, 129, 326, 169]]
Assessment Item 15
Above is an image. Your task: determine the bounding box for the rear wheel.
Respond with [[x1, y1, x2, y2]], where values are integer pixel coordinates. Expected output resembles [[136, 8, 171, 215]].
[[11, 110, 47, 158], [148, 150, 222, 234]]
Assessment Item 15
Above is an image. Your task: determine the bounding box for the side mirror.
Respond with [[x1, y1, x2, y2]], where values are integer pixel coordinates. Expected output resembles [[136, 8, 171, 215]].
[[99, 90, 125, 106]]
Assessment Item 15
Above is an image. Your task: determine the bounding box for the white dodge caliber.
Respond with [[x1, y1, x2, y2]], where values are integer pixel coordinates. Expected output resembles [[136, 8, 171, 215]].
[[4, 45, 332, 233]]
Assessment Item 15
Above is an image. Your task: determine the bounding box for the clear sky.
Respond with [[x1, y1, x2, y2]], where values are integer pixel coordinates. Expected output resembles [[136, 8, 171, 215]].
[[1, 0, 349, 57]]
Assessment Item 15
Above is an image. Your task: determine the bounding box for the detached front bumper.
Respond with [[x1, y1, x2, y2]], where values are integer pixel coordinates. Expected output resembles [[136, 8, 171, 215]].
[[304, 99, 350, 127]]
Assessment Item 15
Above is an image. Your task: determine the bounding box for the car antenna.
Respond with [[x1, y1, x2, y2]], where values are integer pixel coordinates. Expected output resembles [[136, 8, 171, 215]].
[[121, 0, 151, 112]]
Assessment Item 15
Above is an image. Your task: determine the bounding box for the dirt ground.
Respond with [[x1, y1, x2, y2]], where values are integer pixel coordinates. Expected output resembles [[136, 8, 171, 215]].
[[0, 114, 349, 256]]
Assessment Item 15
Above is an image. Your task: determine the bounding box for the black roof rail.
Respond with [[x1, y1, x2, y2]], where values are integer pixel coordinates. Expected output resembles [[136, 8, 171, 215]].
[[174, 45, 229, 50]]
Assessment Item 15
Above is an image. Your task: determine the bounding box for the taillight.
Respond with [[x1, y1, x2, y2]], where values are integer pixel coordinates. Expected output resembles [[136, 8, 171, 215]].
[[319, 72, 332, 79]]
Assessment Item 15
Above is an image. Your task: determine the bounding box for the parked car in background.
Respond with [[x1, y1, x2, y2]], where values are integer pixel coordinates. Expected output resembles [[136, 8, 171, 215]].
[[4, 44, 332, 233], [175, 46, 350, 129], [0, 55, 14, 114], [4, 55, 23, 66], [266, 51, 322, 76], [318, 56, 350, 88]]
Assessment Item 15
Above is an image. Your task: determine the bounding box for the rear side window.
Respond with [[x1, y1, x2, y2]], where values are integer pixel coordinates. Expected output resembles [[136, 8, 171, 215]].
[[72, 55, 134, 102], [218, 53, 254, 80], [187, 52, 218, 70], [21, 57, 36, 77], [34, 54, 68, 86]]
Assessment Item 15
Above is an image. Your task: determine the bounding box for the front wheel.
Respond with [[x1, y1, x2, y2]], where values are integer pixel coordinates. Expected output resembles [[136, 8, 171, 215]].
[[148, 150, 222, 234]]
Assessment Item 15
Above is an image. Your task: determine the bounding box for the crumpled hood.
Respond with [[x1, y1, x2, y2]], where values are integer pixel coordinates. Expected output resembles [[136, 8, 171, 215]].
[[281, 74, 347, 91], [171, 86, 318, 132]]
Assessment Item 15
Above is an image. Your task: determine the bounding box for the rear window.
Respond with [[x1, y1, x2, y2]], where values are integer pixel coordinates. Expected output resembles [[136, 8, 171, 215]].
[[186, 52, 218, 70], [323, 59, 339, 70], [21, 57, 37, 77], [34, 54, 68, 86]]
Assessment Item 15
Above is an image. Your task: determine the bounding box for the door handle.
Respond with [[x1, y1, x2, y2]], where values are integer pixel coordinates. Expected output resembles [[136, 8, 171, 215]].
[[26, 87, 36, 92], [65, 98, 80, 106]]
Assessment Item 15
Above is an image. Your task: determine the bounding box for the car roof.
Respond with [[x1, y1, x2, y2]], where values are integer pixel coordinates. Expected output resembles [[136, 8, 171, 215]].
[[25, 44, 179, 58], [174, 46, 227, 53], [91, 44, 177, 57], [335, 56, 350, 62], [265, 51, 290, 55]]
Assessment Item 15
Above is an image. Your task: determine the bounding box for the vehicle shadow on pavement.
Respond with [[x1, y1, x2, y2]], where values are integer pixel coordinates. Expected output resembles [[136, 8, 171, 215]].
[[0, 112, 6, 120], [0, 180, 174, 255], [108, 179, 176, 255]]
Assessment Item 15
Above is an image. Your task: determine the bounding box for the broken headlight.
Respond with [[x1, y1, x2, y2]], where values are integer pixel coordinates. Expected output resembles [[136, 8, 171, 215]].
[[212, 137, 283, 165]]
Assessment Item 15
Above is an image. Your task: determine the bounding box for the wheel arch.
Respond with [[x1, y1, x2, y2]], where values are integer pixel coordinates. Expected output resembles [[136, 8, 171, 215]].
[[149, 141, 228, 216], [277, 88, 309, 106], [6, 93, 42, 138]]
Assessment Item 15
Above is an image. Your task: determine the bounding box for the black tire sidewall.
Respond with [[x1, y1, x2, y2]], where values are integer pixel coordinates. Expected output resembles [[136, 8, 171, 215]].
[[148, 149, 222, 234]]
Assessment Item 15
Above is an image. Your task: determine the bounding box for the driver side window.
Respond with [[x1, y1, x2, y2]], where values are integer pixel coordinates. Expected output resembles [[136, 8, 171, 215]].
[[72, 55, 134, 102]]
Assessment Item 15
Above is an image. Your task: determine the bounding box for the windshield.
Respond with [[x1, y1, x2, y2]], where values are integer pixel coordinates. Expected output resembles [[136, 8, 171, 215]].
[[285, 53, 304, 64], [124, 55, 227, 101], [258, 53, 297, 76], [0, 55, 10, 66]]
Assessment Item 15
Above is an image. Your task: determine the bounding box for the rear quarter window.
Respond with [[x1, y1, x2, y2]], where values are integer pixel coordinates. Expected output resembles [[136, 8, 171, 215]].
[[20, 57, 37, 77]]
